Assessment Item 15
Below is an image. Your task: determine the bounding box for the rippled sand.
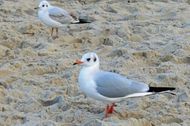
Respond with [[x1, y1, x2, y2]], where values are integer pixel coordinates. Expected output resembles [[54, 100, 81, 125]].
[[0, 0, 190, 125]]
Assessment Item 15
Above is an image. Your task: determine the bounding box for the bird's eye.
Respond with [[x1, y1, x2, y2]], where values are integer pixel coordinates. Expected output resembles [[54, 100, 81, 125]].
[[42, 5, 45, 7], [94, 57, 97, 62], [86, 58, 91, 62]]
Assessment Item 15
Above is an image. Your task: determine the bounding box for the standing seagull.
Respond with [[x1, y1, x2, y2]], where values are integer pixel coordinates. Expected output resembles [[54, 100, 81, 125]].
[[36, 1, 79, 38], [73, 52, 175, 118]]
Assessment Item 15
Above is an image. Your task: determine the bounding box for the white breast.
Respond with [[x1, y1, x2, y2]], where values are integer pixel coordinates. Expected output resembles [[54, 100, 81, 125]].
[[38, 10, 63, 28], [78, 68, 112, 102], [79, 68, 96, 96]]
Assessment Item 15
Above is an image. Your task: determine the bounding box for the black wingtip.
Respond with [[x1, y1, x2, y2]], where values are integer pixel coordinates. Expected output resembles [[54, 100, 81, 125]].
[[79, 19, 92, 23], [72, 20, 92, 24], [148, 87, 175, 92], [70, 15, 95, 24]]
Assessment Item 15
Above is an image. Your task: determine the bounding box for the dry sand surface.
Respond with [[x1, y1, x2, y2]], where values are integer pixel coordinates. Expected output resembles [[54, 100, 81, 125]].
[[0, 0, 190, 125]]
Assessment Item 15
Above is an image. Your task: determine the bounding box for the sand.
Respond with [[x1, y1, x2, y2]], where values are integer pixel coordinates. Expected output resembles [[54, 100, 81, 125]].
[[0, 0, 190, 125]]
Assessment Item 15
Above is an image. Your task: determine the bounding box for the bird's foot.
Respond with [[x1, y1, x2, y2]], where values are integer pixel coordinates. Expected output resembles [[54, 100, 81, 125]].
[[104, 103, 116, 118], [108, 103, 116, 114]]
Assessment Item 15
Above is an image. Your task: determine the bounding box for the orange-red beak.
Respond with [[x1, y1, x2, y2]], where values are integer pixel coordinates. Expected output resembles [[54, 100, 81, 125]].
[[73, 59, 84, 65]]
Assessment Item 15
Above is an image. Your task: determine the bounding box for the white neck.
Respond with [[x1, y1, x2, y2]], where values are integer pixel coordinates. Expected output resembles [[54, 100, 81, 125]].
[[79, 63, 99, 82], [78, 63, 99, 94], [81, 64, 99, 75], [39, 9, 49, 15]]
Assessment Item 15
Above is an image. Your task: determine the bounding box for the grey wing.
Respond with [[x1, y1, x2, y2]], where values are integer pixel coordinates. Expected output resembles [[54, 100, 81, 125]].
[[48, 6, 75, 24], [48, 6, 69, 17], [94, 71, 149, 98]]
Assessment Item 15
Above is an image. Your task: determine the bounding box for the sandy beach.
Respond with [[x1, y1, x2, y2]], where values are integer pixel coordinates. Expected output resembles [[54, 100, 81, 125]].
[[0, 0, 190, 125]]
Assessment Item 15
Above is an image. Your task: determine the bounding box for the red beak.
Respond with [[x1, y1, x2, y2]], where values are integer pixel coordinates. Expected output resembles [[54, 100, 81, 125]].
[[73, 59, 84, 65]]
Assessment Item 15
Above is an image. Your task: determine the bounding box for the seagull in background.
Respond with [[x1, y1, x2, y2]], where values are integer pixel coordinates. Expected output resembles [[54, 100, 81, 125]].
[[73, 52, 175, 118], [35, 0, 80, 38]]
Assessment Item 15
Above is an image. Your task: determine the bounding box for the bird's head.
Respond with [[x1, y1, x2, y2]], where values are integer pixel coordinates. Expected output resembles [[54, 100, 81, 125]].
[[73, 52, 100, 68], [35, 1, 50, 11]]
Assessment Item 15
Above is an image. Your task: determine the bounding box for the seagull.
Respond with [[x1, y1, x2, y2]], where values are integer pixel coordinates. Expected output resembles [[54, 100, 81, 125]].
[[73, 52, 175, 118], [35, 0, 79, 38]]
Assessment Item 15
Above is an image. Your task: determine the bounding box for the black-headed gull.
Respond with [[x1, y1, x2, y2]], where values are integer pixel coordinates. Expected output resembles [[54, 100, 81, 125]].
[[73, 52, 175, 118], [36, 0, 79, 38]]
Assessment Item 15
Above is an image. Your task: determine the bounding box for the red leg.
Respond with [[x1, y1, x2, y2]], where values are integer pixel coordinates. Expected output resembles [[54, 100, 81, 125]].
[[104, 103, 116, 118], [108, 103, 115, 114]]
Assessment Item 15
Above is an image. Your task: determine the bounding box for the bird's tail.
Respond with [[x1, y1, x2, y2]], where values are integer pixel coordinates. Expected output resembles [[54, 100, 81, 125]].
[[125, 87, 175, 99], [71, 18, 92, 24], [148, 87, 175, 93], [71, 19, 80, 24], [71, 15, 94, 24]]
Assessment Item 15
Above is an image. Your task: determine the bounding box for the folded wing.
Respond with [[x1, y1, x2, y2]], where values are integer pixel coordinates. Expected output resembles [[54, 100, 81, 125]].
[[48, 6, 69, 17], [94, 71, 149, 98]]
